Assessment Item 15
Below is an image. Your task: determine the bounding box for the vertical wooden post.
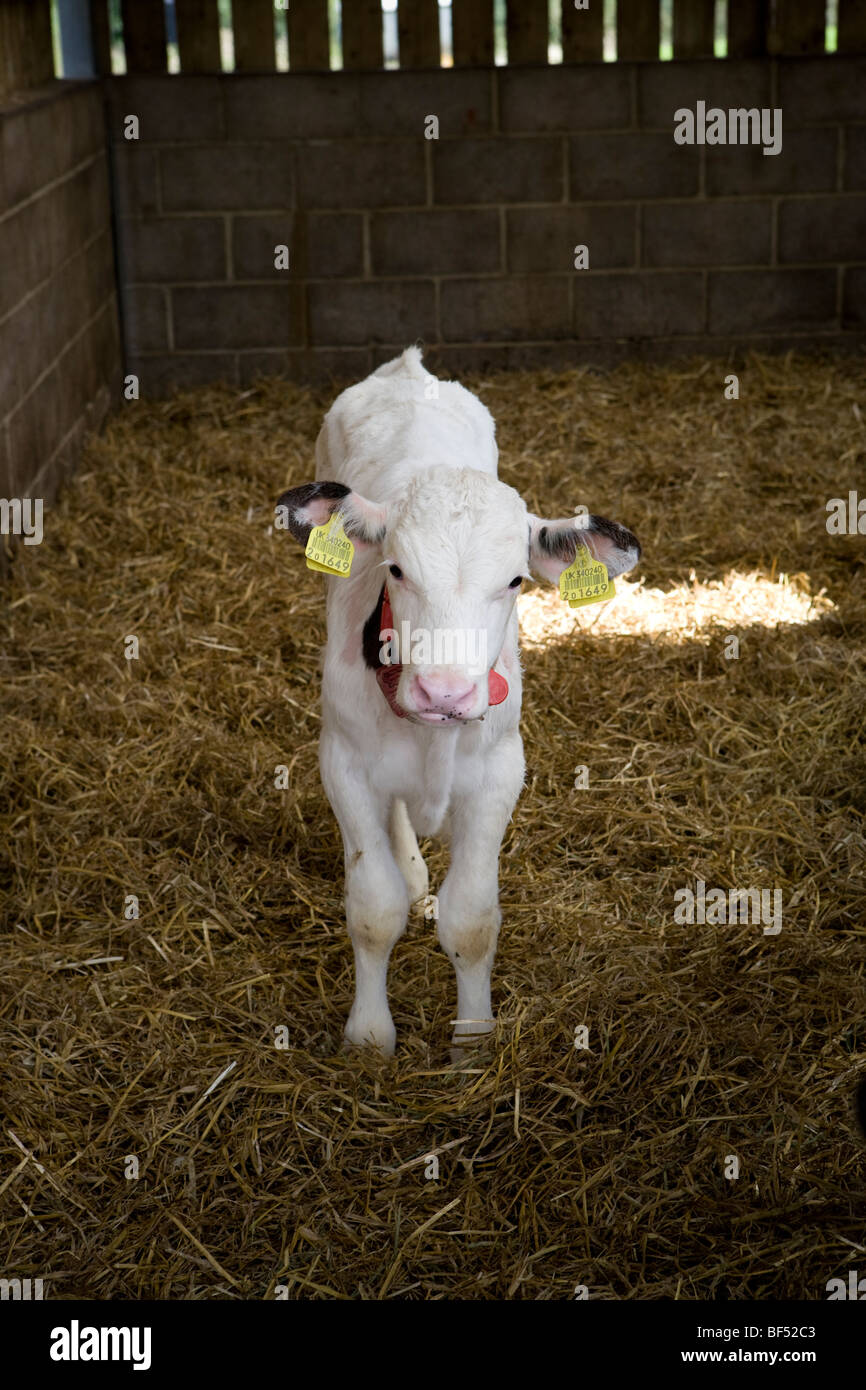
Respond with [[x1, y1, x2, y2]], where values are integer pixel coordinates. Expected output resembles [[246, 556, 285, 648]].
[[120, 0, 168, 73], [768, 0, 826, 54], [89, 0, 113, 75], [398, 0, 440, 68], [506, 0, 549, 65], [728, 0, 767, 57], [342, 0, 384, 69], [0, 0, 54, 99], [617, 0, 659, 60], [562, 0, 604, 63], [451, 0, 495, 65], [673, 0, 715, 58], [288, 0, 330, 70], [233, 0, 276, 70], [838, 0, 866, 53], [175, 0, 222, 72]]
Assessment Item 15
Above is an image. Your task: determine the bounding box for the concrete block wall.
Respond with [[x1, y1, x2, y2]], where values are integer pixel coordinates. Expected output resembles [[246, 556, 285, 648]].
[[107, 56, 866, 389], [0, 82, 122, 504]]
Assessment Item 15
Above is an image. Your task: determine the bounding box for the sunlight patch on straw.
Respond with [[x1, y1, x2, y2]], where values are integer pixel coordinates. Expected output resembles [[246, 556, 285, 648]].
[[518, 570, 835, 648]]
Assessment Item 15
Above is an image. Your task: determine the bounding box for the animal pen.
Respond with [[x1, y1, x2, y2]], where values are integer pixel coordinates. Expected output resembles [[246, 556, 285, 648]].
[[1, 0, 865, 1320]]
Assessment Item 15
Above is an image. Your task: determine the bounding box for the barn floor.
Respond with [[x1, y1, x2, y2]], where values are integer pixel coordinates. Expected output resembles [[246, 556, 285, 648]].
[[2, 353, 865, 1300]]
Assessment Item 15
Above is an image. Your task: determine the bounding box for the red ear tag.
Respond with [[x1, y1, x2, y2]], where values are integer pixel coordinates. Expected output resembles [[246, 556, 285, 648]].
[[487, 670, 509, 705]]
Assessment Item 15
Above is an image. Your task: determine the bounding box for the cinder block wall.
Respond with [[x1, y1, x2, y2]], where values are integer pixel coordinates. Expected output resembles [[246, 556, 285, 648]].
[[0, 82, 122, 500], [108, 56, 866, 390]]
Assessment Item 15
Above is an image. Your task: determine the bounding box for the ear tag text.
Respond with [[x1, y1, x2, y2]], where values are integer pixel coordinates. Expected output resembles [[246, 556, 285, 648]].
[[305, 513, 354, 577], [559, 543, 615, 608]]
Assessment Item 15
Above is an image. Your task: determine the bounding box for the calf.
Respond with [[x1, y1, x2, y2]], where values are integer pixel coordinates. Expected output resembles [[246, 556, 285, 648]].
[[277, 347, 640, 1054]]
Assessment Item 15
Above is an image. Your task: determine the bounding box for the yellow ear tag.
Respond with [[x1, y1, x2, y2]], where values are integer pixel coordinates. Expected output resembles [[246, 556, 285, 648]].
[[305, 513, 354, 577], [559, 543, 615, 608]]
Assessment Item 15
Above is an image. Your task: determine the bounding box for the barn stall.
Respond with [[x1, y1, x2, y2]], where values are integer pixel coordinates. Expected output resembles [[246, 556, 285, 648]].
[[1, 0, 865, 1308]]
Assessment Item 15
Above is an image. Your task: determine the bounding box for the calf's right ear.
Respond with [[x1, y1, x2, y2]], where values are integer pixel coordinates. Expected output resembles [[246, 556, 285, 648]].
[[275, 481, 387, 549], [528, 512, 641, 585]]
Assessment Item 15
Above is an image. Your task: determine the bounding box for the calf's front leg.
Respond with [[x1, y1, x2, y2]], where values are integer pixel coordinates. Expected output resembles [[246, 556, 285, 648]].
[[437, 734, 525, 1050], [320, 733, 409, 1055]]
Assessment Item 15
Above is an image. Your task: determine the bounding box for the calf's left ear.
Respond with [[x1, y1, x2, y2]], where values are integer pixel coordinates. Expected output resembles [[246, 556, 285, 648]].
[[275, 481, 387, 549], [528, 513, 641, 585]]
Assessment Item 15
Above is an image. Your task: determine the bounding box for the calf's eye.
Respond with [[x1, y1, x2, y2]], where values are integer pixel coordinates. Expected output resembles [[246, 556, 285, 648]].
[[389, 564, 404, 580], [508, 576, 522, 589]]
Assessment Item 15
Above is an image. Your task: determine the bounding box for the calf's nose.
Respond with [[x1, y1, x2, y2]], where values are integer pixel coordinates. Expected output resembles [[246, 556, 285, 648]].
[[411, 671, 478, 715]]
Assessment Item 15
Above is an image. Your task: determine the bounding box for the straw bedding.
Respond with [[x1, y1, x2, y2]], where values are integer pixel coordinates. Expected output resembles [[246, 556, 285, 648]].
[[1, 352, 864, 1299]]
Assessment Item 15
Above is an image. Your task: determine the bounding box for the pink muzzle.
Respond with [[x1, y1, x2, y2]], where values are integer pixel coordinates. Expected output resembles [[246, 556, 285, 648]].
[[374, 587, 508, 720]]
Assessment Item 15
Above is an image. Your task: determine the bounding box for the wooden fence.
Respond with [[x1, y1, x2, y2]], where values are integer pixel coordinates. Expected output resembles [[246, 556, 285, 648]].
[[2, 0, 866, 101]]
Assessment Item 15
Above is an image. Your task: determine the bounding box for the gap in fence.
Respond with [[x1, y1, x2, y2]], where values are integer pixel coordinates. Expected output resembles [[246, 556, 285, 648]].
[[46, 0, 851, 83]]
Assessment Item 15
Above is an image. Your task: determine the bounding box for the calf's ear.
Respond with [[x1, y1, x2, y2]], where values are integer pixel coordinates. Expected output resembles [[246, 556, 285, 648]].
[[528, 513, 641, 585], [275, 481, 388, 549]]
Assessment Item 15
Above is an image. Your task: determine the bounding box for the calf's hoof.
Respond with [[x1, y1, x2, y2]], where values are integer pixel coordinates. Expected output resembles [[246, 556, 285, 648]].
[[449, 1016, 494, 1064], [344, 1011, 397, 1057]]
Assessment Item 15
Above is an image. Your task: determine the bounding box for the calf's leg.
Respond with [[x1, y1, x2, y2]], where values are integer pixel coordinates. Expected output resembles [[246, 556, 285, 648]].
[[320, 733, 409, 1054], [436, 733, 525, 1050], [389, 797, 428, 907]]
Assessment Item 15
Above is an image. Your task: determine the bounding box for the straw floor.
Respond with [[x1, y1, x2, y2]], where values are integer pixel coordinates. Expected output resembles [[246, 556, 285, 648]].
[[2, 352, 864, 1299]]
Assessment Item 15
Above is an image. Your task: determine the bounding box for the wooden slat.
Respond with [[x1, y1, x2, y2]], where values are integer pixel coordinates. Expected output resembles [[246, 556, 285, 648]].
[[288, 0, 330, 70], [616, 0, 659, 60], [451, 0, 494, 65], [233, 0, 276, 70], [562, 0, 604, 62], [342, 0, 383, 69], [398, 0, 440, 68], [673, 0, 715, 58], [506, 0, 549, 65], [838, 0, 866, 53], [89, 0, 113, 76], [727, 0, 767, 57], [0, 0, 54, 99], [768, 0, 826, 54], [120, 0, 167, 72], [175, 0, 221, 71]]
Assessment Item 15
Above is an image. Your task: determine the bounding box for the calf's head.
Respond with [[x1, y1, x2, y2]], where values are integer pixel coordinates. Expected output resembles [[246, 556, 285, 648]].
[[277, 470, 640, 725]]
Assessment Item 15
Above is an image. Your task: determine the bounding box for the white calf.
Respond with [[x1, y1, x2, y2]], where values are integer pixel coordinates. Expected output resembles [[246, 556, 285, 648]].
[[277, 347, 641, 1054]]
